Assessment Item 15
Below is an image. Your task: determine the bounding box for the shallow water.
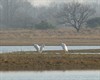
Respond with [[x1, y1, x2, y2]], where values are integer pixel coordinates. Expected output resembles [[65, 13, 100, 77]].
[[0, 46, 100, 53], [0, 71, 100, 80]]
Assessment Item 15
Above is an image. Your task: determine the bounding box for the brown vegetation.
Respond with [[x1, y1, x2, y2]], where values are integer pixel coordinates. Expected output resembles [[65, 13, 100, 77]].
[[69, 49, 100, 53], [0, 27, 100, 46], [0, 51, 100, 71]]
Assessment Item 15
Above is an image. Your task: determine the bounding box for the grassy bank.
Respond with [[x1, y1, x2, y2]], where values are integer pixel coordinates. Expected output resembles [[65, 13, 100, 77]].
[[0, 27, 100, 45], [0, 51, 100, 71], [69, 49, 100, 53]]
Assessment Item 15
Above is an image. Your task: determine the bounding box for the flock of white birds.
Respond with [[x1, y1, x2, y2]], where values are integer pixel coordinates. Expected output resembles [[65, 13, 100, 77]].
[[34, 43, 68, 53]]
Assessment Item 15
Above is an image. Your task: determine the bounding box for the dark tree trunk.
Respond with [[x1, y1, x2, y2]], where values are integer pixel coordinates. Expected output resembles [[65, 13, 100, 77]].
[[76, 28, 80, 32]]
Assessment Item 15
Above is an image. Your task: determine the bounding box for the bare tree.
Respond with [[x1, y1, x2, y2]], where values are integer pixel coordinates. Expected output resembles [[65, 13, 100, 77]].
[[57, 2, 95, 32]]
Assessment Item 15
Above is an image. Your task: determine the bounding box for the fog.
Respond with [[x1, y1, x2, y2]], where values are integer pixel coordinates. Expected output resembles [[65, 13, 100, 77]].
[[28, 0, 100, 6], [0, 0, 100, 29]]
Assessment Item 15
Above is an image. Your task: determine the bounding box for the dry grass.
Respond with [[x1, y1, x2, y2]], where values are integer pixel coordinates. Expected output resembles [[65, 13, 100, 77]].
[[0, 27, 100, 45], [69, 49, 100, 53], [0, 51, 100, 71]]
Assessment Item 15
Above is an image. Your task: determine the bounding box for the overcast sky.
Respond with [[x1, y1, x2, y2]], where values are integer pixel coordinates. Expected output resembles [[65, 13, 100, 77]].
[[28, 0, 99, 6]]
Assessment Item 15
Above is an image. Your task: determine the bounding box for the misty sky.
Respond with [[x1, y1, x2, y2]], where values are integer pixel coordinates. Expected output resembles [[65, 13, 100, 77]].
[[28, 0, 99, 6]]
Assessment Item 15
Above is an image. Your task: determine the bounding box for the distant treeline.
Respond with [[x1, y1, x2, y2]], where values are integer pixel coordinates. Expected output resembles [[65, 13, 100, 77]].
[[0, 0, 100, 30]]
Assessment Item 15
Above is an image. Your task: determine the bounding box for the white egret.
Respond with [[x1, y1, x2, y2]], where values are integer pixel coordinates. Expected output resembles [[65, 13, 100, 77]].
[[33, 44, 45, 53], [40, 44, 45, 53], [61, 43, 68, 52], [33, 44, 40, 52]]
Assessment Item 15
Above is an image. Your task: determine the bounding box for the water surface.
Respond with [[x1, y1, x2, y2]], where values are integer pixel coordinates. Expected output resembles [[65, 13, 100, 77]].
[[0, 71, 100, 80], [0, 46, 100, 53]]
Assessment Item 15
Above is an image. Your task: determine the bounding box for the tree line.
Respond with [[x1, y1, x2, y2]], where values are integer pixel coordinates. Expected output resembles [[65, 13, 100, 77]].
[[0, 0, 100, 32]]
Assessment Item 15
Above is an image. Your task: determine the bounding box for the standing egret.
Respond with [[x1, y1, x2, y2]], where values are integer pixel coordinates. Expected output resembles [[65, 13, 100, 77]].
[[33, 44, 40, 53], [33, 44, 45, 53], [40, 44, 45, 53], [61, 43, 68, 52]]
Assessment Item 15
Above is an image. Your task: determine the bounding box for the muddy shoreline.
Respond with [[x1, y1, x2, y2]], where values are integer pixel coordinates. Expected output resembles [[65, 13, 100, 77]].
[[0, 50, 100, 71]]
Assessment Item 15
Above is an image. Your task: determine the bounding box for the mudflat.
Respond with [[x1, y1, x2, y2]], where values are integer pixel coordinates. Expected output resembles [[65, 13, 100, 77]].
[[0, 50, 100, 71]]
